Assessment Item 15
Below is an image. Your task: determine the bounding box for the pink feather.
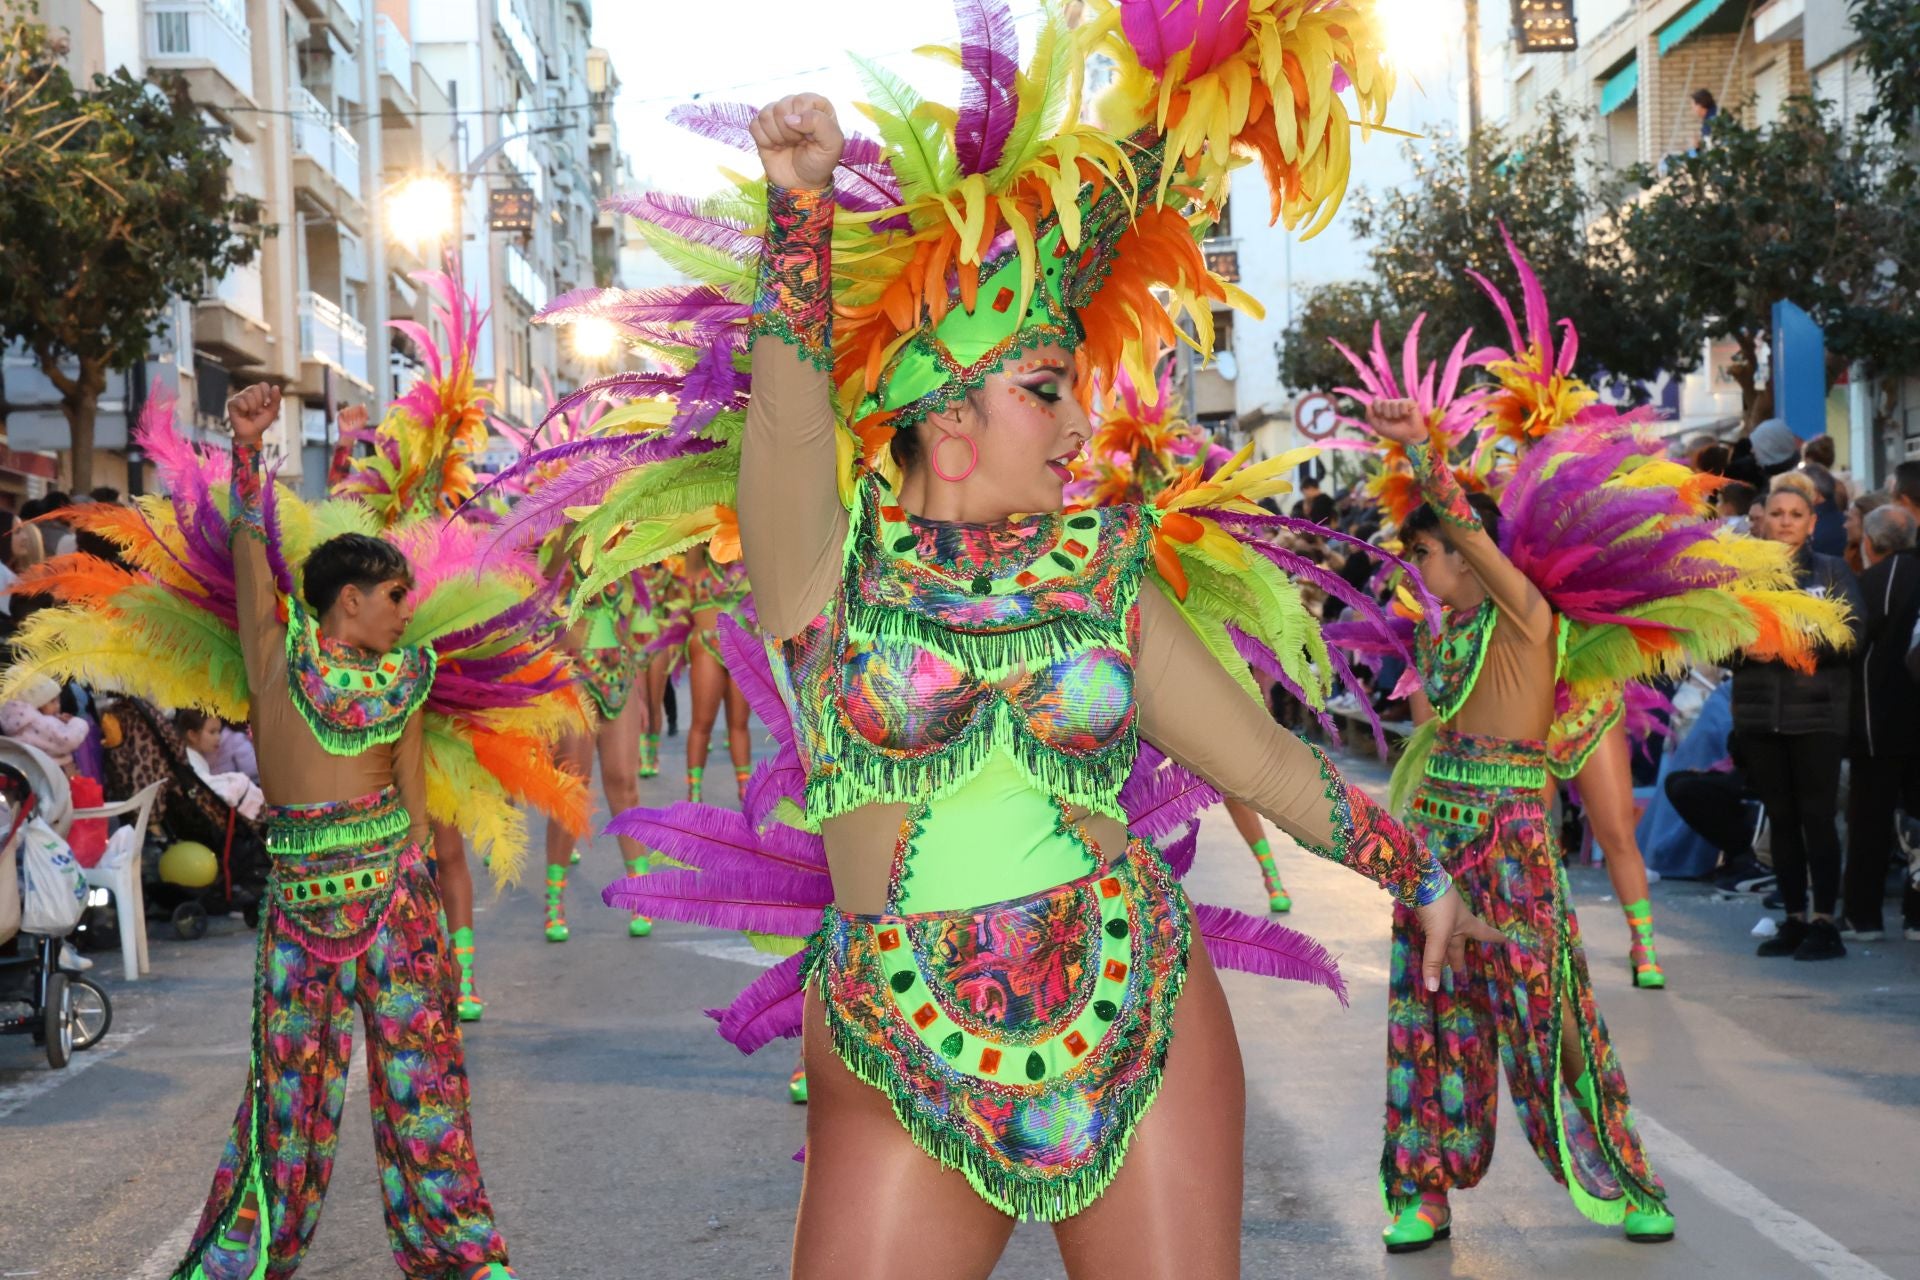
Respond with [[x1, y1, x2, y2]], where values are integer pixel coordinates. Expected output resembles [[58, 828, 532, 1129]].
[[1194, 902, 1348, 1004]]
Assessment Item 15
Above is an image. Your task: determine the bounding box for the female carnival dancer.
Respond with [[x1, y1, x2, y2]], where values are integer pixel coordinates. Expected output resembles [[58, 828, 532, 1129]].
[[481, 378, 660, 943], [7, 382, 590, 1279], [682, 542, 754, 803], [494, 4, 1504, 1273], [1348, 303, 1849, 1250]]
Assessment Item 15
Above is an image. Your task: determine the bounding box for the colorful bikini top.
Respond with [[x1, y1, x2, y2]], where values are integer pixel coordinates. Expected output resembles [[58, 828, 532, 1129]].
[[689, 554, 750, 611], [284, 599, 436, 756], [784, 475, 1155, 827], [580, 576, 637, 652]]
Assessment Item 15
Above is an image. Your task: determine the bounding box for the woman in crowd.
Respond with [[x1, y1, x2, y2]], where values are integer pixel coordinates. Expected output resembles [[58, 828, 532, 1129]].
[[1736, 471, 1864, 960]]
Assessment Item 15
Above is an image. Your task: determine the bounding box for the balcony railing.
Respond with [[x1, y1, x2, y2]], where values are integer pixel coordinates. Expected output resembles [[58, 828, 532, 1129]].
[[144, 0, 253, 100], [298, 291, 369, 387], [495, 0, 540, 79], [292, 87, 362, 202], [374, 15, 413, 93], [211, 257, 264, 323]]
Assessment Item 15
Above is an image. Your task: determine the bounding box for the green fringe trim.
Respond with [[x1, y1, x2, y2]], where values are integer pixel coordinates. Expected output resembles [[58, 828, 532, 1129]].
[[749, 312, 835, 374], [841, 596, 1132, 684], [263, 805, 409, 861], [1424, 750, 1548, 793], [805, 707, 1136, 831], [1546, 861, 1667, 1225], [802, 891, 1190, 1222]]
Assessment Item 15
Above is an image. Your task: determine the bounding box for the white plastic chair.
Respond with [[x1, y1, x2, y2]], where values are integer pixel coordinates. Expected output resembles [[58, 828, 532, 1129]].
[[75, 782, 163, 981], [0, 739, 161, 980]]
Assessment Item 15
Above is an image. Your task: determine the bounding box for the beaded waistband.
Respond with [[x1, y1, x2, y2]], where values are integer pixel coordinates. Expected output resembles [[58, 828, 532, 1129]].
[[264, 787, 410, 861]]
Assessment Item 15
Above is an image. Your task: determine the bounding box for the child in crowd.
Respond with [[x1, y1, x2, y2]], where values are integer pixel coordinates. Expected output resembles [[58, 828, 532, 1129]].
[[0, 674, 90, 773], [173, 708, 265, 820]]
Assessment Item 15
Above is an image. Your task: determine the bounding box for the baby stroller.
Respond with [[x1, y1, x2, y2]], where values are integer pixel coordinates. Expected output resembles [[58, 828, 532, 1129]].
[[100, 697, 266, 939], [0, 759, 112, 1067]]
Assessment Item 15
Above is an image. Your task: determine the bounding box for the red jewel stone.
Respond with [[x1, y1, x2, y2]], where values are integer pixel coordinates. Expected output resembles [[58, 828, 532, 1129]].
[[1063, 539, 1089, 558], [882, 505, 905, 522], [319, 664, 330, 676], [1015, 571, 1038, 587], [991, 287, 1014, 313], [363, 675, 374, 689], [979, 1047, 1002, 1074], [1103, 959, 1129, 982], [1099, 877, 1121, 898], [1064, 1030, 1088, 1057], [877, 927, 901, 952], [382, 662, 396, 674], [912, 1002, 938, 1030]]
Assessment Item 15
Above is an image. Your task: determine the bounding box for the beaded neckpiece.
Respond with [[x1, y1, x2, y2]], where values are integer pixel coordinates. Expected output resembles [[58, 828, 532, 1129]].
[[285, 600, 436, 756], [1415, 599, 1495, 722]]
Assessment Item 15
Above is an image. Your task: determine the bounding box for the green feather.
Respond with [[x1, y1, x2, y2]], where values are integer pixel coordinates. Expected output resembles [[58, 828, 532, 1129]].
[[632, 221, 757, 300], [985, 3, 1077, 191], [850, 53, 955, 203]]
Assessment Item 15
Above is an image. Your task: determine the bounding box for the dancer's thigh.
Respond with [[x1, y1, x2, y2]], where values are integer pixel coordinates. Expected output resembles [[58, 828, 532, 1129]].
[[792, 992, 1016, 1280], [1052, 940, 1244, 1280]]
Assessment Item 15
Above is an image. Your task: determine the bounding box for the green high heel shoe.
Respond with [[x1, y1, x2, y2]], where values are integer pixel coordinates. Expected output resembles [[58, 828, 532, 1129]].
[[687, 765, 704, 804], [626, 854, 653, 937], [639, 731, 660, 779], [1251, 839, 1292, 913], [1383, 1196, 1450, 1253], [544, 865, 570, 943], [789, 1063, 809, 1104], [1624, 898, 1666, 989], [452, 926, 485, 1021]]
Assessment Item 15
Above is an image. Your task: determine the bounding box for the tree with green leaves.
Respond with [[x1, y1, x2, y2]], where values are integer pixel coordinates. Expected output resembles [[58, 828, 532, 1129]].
[[1278, 99, 1691, 399], [1847, 0, 1920, 141], [0, 5, 263, 490], [1618, 96, 1920, 422]]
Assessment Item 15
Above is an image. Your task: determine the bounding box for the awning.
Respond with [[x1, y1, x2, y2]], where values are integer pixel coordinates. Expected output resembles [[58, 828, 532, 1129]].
[[1599, 59, 1639, 115], [1658, 0, 1734, 56]]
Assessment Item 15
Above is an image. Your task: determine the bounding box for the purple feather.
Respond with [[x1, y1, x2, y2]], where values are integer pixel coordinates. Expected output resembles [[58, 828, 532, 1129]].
[[606, 803, 829, 880], [1160, 823, 1199, 878], [1231, 627, 1342, 740], [1119, 756, 1220, 838], [260, 464, 298, 600], [953, 0, 1020, 176], [744, 748, 806, 825], [666, 101, 902, 218], [1194, 902, 1348, 1004], [604, 191, 759, 261], [546, 371, 688, 421], [538, 284, 748, 332], [666, 332, 749, 439], [717, 615, 794, 750], [704, 952, 806, 1054], [601, 865, 829, 935]]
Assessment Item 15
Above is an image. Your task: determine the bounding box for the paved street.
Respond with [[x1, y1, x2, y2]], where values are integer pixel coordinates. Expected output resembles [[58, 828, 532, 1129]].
[[4, 745, 1917, 1280]]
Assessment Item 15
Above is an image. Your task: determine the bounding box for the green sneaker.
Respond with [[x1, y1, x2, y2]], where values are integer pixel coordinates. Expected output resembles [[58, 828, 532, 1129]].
[[544, 865, 570, 943], [1383, 1198, 1450, 1254], [1624, 1200, 1675, 1243]]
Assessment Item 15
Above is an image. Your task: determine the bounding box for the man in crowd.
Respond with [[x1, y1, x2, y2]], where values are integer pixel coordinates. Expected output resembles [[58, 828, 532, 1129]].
[[1845, 505, 1920, 942]]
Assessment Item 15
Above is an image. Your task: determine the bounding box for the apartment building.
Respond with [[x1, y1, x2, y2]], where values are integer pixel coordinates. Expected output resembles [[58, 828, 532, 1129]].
[[1493, 0, 1918, 478], [7, 0, 627, 497]]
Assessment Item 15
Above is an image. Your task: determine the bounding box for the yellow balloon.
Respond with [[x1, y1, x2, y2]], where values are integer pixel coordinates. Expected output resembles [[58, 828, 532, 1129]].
[[158, 841, 219, 889]]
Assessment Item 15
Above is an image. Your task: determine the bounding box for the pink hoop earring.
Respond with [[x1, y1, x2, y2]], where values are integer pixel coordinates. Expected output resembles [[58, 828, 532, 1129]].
[[930, 432, 978, 483]]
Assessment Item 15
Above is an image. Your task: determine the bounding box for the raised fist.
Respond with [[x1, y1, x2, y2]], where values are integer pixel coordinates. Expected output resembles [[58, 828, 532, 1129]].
[[226, 382, 282, 446], [1365, 397, 1424, 447], [748, 93, 844, 192]]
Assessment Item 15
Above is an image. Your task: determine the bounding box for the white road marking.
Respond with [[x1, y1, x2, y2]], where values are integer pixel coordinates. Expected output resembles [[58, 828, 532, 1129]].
[[123, 1052, 368, 1280], [1637, 1114, 1897, 1280], [666, 936, 786, 969], [0, 1025, 151, 1121]]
